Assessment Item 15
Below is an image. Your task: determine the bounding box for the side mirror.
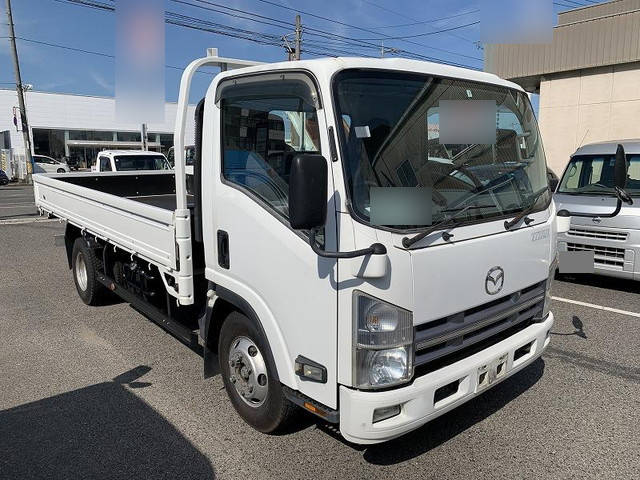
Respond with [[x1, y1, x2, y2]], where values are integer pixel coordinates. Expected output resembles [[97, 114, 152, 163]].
[[288, 154, 387, 259], [614, 143, 628, 189], [614, 143, 633, 205], [288, 154, 327, 230]]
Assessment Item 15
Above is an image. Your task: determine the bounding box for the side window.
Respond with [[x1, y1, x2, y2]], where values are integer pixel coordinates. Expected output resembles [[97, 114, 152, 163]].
[[220, 76, 321, 220], [33, 156, 43, 164], [99, 156, 112, 171], [563, 161, 583, 189]]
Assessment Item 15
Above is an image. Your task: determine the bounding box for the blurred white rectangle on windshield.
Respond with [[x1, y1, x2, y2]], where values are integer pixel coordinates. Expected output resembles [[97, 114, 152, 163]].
[[355, 126, 371, 138], [370, 187, 432, 226], [439, 100, 496, 145], [480, 0, 552, 44], [115, 0, 165, 124]]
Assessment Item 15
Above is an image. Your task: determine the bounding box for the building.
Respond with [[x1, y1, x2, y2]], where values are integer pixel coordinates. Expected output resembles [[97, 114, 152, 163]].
[[485, 0, 640, 174], [0, 88, 196, 168]]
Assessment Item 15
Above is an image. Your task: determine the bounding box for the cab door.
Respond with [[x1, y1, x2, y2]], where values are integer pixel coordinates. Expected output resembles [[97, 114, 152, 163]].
[[206, 72, 339, 408]]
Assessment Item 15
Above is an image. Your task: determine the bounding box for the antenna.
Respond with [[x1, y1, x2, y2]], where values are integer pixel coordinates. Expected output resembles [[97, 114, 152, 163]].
[[578, 128, 590, 149]]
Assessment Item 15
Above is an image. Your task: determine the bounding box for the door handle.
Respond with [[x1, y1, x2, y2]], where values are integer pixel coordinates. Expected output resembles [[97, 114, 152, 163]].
[[217, 230, 230, 269]]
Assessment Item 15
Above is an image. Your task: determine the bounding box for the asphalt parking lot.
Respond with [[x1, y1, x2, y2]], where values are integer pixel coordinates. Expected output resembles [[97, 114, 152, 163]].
[[0, 184, 38, 220], [1, 220, 639, 479]]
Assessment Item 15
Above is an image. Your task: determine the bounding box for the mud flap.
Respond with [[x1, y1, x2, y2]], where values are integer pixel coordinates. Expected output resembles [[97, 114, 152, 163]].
[[199, 291, 219, 379], [203, 344, 218, 379]]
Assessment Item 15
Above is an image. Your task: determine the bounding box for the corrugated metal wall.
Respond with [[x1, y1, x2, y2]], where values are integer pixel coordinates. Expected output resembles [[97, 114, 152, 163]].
[[485, 3, 640, 82], [558, 0, 640, 25]]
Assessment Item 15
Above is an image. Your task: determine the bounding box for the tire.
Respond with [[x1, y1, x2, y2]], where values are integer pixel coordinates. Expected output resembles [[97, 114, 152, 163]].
[[71, 237, 108, 306], [56, 168, 65, 173], [218, 311, 297, 433]]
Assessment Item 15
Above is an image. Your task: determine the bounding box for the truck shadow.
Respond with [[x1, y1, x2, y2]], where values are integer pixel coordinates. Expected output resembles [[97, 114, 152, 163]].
[[0, 366, 215, 480], [319, 358, 545, 463]]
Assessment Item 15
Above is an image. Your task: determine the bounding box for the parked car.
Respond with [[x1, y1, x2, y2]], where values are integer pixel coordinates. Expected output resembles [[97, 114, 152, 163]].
[[554, 140, 640, 280], [91, 150, 171, 172], [32, 155, 70, 174], [0, 169, 9, 185]]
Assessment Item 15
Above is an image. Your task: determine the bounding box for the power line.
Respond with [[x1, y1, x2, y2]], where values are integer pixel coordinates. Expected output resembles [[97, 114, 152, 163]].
[[11, 36, 221, 75], [372, 8, 480, 30], [166, 0, 481, 62], [354, 21, 480, 41], [362, 0, 476, 47], [253, 0, 481, 64], [49, 0, 480, 68]]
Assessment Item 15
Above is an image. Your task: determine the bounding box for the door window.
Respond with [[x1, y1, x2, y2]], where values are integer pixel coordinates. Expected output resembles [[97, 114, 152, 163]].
[[99, 156, 112, 171], [219, 75, 321, 220]]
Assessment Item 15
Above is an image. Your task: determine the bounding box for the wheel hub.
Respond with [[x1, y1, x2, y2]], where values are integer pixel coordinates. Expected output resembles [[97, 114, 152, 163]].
[[228, 336, 268, 407], [75, 251, 88, 291]]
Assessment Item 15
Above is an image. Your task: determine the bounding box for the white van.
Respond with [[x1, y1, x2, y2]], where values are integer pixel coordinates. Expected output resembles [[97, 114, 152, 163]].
[[555, 140, 640, 280]]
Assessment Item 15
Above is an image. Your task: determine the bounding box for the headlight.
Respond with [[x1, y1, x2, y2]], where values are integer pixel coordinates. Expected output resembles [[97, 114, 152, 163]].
[[353, 291, 413, 389], [540, 255, 558, 319]]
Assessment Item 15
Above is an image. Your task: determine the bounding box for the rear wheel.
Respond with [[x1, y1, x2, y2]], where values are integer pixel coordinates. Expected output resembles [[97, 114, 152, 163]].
[[218, 311, 297, 433], [72, 238, 107, 305], [56, 168, 65, 173]]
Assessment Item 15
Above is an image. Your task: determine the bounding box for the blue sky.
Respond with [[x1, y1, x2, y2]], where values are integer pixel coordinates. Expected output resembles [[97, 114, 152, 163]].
[[0, 0, 575, 104]]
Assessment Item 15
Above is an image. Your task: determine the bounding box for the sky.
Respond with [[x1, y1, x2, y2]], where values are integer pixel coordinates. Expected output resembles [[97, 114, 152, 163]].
[[0, 0, 581, 106]]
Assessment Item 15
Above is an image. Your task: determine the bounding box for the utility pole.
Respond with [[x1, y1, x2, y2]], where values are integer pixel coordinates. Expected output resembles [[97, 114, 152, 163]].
[[141, 123, 148, 151], [5, 0, 33, 181], [294, 14, 301, 60]]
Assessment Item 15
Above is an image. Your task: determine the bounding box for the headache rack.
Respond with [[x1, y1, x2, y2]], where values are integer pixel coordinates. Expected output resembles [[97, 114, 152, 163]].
[[413, 280, 546, 376]]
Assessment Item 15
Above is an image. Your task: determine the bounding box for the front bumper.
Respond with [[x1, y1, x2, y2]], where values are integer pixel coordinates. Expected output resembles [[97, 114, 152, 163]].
[[339, 313, 554, 444], [557, 228, 640, 280]]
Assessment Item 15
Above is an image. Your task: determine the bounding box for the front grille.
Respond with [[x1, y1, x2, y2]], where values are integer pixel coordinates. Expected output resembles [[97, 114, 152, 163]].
[[413, 281, 546, 376], [567, 242, 625, 268], [568, 227, 627, 242]]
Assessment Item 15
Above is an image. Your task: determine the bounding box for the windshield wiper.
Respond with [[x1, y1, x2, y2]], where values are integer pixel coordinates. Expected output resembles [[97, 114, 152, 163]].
[[402, 204, 477, 248], [402, 177, 516, 248], [504, 187, 550, 230]]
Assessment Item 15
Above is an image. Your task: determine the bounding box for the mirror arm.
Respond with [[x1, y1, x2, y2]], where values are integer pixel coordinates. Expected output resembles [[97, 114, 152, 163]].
[[558, 198, 624, 219], [309, 227, 386, 259]]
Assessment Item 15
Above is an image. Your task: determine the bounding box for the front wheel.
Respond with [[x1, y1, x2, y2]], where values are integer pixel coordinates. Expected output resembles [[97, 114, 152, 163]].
[[56, 168, 66, 173], [218, 311, 297, 433]]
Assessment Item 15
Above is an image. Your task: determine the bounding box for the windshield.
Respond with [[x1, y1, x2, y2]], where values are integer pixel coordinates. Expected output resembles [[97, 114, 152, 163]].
[[558, 154, 640, 196], [333, 70, 549, 230], [113, 155, 169, 171]]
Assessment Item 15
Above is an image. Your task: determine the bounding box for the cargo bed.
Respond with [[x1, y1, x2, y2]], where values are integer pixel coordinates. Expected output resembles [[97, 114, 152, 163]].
[[33, 170, 194, 303]]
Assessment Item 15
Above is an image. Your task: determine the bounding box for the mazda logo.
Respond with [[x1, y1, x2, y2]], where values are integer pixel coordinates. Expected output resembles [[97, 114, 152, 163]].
[[485, 267, 504, 295]]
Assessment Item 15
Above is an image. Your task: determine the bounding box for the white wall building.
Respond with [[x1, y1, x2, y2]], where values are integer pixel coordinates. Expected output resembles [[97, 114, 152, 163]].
[[0, 88, 195, 167], [485, 0, 640, 174]]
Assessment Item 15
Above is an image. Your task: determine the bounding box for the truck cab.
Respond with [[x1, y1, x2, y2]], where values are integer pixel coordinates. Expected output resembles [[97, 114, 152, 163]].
[[92, 150, 170, 172], [195, 57, 558, 443], [554, 140, 640, 280]]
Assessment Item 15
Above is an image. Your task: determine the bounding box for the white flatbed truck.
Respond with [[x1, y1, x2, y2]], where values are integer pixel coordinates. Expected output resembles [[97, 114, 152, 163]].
[[35, 50, 627, 444]]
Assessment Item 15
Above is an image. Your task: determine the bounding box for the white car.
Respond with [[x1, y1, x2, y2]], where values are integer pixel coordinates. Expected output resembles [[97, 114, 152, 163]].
[[91, 150, 171, 172], [32, 155, 70, 174]]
